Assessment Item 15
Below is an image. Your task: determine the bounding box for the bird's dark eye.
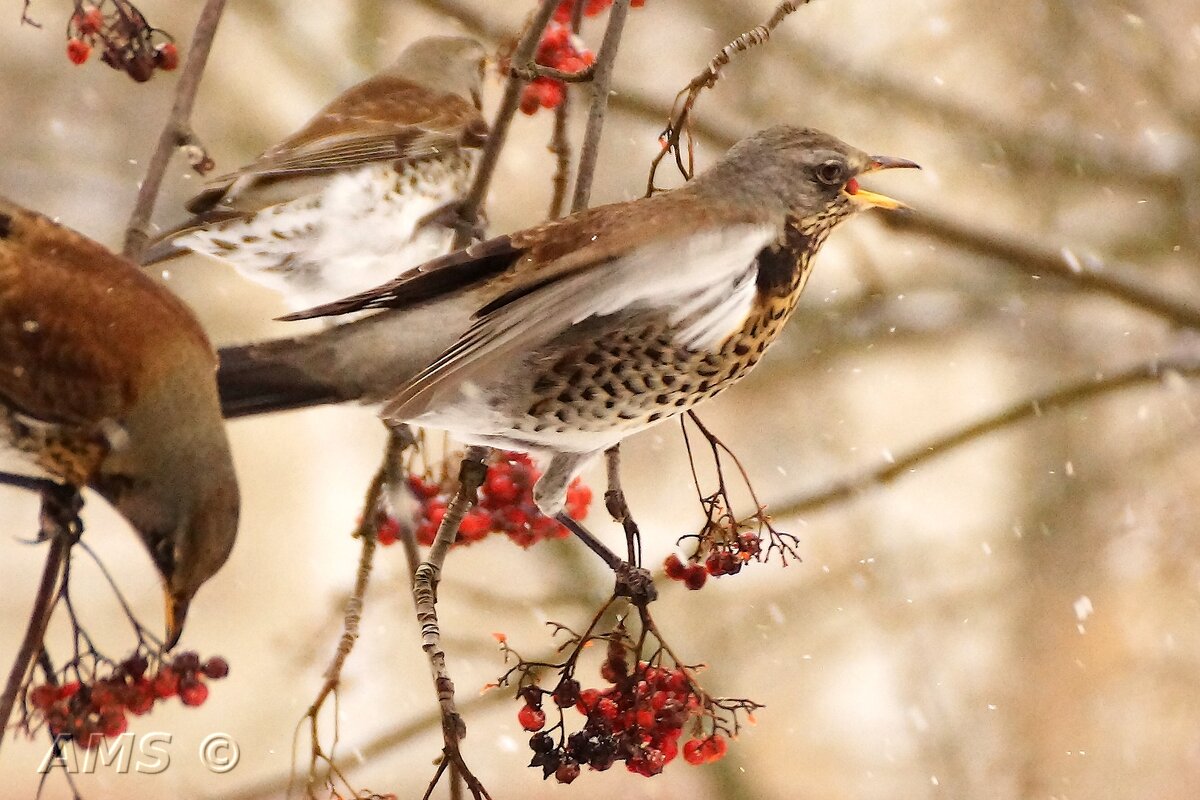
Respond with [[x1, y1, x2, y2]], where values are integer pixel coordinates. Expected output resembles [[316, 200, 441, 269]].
[[815, 160, 846, 186]]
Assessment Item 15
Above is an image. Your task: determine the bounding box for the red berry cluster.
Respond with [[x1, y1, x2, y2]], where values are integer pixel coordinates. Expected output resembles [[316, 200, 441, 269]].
[[663, 532, 762, 590], [519, 0, 647, 115], [520, 639, 727, 782], [27, 652, 227, 748], [65, 1, 177, 82], [553, 0, 646, 23], [519, 25, 595, 115], [385, 452, 591, 549]]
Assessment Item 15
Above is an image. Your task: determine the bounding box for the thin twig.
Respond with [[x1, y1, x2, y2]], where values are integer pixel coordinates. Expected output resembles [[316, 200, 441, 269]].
[[570, 0, 632, 212], [647, 0, 809, 194], [20, 0, 40, 27], [122, 0, 226, 260], [547, 92, 573, 219], [0, 509, 71, 754], [512, 62, 595, 82], [772, 356, 1200, 517], [454, 0, 560, 250]]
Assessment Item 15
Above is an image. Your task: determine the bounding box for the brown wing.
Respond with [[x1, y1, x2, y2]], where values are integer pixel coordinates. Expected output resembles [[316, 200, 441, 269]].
[[186, 77, 486, 215], [0, 198, 213, 426], [279, 191, 762, 322]]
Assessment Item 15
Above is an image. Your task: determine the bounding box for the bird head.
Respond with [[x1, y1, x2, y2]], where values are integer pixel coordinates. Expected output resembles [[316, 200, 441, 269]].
[[391, 35, 488, 108], [709, 125, 920, 229], [92, 345, 240, 650]]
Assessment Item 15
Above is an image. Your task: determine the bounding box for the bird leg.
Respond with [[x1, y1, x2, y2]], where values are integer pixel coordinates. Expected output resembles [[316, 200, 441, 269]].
[[555, 513, 657, 604], [604, 445, 641, 564], [415, 199, 488, 245]]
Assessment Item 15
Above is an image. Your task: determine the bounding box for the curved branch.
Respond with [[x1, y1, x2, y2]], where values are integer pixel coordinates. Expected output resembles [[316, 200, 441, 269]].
[[122, 0, 227, 260], [772, 356, 1200, 517]]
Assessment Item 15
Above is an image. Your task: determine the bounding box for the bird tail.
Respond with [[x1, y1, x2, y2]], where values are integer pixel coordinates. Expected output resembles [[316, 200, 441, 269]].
[[218, 337, 348, 418], [140, 209, 247, 266]]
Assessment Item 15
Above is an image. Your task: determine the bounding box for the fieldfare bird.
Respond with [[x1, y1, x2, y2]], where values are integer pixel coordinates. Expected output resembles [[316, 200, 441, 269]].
[[142, 35, 489, 312], [219, 125, 918, 513], [0, 198, 240, 648]]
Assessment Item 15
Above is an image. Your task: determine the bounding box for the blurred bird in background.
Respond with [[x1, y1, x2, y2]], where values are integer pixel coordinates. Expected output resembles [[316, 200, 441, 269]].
[[219, 125, 918, 513], [142, 35, 489, 312], [0, 198, 240, 648]]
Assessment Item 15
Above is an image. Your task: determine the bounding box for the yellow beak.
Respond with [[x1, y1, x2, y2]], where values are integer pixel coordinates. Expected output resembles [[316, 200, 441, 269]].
[[846, 155, 921, 210], [164, 589, 189, 650]]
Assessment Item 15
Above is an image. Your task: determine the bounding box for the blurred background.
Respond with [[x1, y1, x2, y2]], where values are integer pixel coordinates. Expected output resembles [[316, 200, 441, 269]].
[[3, 0, 1200, 798]]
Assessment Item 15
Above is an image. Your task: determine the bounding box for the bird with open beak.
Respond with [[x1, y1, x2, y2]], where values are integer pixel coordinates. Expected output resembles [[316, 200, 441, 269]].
[[0, 198, 239, 648], [219, 125, 918, 518]]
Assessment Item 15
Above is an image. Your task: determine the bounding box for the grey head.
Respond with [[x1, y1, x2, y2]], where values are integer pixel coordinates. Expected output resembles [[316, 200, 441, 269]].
[[694, 124, 920, 226], [389, 35, 488, 107]]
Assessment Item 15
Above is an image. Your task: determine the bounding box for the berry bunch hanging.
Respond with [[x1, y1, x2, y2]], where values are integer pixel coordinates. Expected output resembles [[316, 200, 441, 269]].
[[26, 651, 228, 748], [518, 0, 648, 115], [377, 451, 592, 549], [494, 617, 760, 784], [64, 1, 177, 82]]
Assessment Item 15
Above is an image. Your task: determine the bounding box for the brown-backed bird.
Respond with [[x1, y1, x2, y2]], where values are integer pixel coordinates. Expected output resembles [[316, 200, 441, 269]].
[[0, 198, 239, 648], [219, 125, 918, 512], [142, 35, 489, 312]]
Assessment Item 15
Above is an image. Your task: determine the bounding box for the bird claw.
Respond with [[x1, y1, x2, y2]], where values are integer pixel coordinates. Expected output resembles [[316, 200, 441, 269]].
[[38, 482, 83, 541], [416, 200, 486, 244]]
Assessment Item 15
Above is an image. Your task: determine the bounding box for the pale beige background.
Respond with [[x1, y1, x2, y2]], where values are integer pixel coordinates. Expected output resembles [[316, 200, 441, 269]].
[[2, 1, 1200, 798]]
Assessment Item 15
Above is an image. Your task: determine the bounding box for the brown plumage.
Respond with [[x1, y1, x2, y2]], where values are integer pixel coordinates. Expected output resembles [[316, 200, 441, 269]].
[[222, 125, 919, 511], [141, 36, 489, 312], [0, 198, 239, 648]]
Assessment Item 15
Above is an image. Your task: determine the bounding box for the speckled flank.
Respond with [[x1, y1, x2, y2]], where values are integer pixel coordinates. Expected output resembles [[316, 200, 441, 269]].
[[510, 215, 833, 444]]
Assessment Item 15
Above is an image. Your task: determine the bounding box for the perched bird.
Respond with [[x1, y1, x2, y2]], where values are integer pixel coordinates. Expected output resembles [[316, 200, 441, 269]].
[[0, 198, 239, 648], [219, 125, 918, 512], [142, 35, 489, 312]]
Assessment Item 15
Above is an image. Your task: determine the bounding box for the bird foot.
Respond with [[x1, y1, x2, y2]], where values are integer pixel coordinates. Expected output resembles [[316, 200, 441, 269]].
[[416, 200, 487, 244], [38, 482, 83, 541]]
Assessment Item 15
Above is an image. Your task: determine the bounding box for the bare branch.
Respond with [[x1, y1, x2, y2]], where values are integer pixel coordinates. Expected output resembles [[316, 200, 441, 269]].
[[570, 0, 632, 212], [0, 489, 77, 755], [122, 0, 226, 260], [453, 0, 560, 250], [512, 62, 595, 82], [547, 92, 573, 219], [772, 356, 1200, 517], [880, 208, 1200, 332]]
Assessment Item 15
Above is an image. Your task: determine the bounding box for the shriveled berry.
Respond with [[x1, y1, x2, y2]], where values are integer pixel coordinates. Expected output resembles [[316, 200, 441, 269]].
[[683, 563, 708, 590], [529, 732, 555, 753], [663, 554, 686, 580], [554, 759, 581, 784], [552, 678, 580, 708], [202, 656, 229, 680], [29, 685, 58, 710]]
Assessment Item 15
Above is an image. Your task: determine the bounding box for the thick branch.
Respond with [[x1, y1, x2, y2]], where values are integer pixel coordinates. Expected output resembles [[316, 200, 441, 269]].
[[0, 506, 72, 755], [772, 356, 1200, 517], [570, 0, 632, 212], [880, 209, 1200, 332], [453, 0, 560, 249], [122, 0, 227, 260]]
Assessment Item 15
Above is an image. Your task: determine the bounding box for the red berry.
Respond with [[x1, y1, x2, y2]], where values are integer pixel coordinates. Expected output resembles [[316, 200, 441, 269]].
[[29, 685, 57, 710], [154, 42, 179, 71], [66, 38, 90, 65], [683, 563, 708, 590], [683, 738, 705, 765], [700, 734, 727, 763], [126, 684, 155, 716], [576, 688, 600, 713], [485, 470, 521, 504], [58, 681, 81, 700], [555, 760, 581, 784], [99, 707, 128, 738], [153, 668, 179, 698], [457, 509, 492, 541], [565, 480, 591, 520], [377, 516, 400, 546], [179, 679, 209, 707], [519, 84, 542, 115], [635, 708, 654, 729], [517, 704, 546, 731], [663, 554, 686, 580], [202, 657, 229, 680]]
